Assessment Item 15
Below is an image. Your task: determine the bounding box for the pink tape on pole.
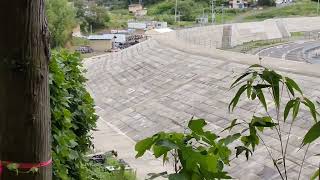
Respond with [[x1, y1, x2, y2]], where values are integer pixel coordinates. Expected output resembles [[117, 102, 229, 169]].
[[0, 161, 3, 174], [0, 159, 52, 174]]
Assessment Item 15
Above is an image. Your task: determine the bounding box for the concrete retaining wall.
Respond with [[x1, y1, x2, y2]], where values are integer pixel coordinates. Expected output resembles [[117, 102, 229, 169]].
[[282, 17, 320, 32], [175, 16, 320, 48]]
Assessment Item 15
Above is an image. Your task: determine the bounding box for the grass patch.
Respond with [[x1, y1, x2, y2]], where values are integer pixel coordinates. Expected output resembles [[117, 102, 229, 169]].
[[71, 37, 89, 46], [108, 9, 135, 28], [87, 152, 137, 180], [88, 163, 137, 180], [244, 0, 319, 21], [291, 31, 305, 37], [232, 38, 288, 53]]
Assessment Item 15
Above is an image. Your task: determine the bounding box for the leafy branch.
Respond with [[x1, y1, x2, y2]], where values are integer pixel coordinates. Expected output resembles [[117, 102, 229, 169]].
[[135, 118, 253, 180], [228, 64, 320, 180]]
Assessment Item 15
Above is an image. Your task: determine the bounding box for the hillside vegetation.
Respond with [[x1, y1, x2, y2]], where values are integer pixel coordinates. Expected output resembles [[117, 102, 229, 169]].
[[243, 0, 320, 21], [105, 0, 320, 28]]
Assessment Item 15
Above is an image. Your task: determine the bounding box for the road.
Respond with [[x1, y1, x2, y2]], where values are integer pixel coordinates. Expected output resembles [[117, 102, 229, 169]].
[[255, 40, 320, 63]]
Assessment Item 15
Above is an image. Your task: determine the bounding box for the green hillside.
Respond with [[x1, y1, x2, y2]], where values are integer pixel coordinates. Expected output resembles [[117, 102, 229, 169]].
[[97, 0, 320, 28], [244, 0, 320, 21]]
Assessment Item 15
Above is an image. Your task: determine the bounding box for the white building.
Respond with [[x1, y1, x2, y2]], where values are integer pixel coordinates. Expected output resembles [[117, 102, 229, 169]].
[[229, 0, 248, 9]]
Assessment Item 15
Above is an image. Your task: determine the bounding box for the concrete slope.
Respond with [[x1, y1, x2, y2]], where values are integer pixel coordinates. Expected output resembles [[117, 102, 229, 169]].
[[85, 31, 320, 179]]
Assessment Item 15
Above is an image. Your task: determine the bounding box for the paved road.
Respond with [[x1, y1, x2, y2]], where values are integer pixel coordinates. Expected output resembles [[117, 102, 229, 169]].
[[255, 40, 320, 62]]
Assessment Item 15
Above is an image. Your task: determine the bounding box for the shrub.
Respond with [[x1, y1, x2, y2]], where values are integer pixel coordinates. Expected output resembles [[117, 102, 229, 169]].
[[46, 0, 77, 47], [228, 64, 319, 180], [147, 1, 175, 15], [50, 50, 98, 179], [257, 0, 275, 6], [135, 118, 249, 179]]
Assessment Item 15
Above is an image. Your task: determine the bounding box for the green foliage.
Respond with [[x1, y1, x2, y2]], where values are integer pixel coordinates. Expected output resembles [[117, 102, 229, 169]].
[[229, 64, 320, 180], [85, 5, 111, 30], [154, 14, 176, 25], [177, 0, 199, 21], [291, 31, 305, 37], [96, 0, 128, 9], [146, 0, 230, 22], [83, 163, 137, 180], [135, 118, 252, 179], [238, 39, 287, 53], [46, 0, 77, 47], [73, 0, 111, 32], [50, 50, 98, 179], [147, 1, 175, 15], [257, 0, 275, 7], [303, 121, 320, 145], [108, 9, 135, 29], [311, 169, 320, 180]]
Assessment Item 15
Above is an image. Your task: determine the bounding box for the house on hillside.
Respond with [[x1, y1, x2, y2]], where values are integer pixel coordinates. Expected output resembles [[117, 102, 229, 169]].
[[275, 0, 293, 7], [87, 34, 126, 51], [128, 21, 168, 34], [128, 4, 143, 13], [229, 0, 248, 8], [135, 8, 148, 16]]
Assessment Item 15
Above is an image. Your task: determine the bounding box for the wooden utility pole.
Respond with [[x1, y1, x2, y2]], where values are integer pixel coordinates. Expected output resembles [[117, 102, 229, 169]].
[[175, 0, 178, 22], [0, 0, 52, 180]]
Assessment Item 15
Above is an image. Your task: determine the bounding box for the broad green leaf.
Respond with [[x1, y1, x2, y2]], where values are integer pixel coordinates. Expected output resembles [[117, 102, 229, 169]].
[[153, 144, 170, 158], [285, 77, 303, 95], [222, 133, 241, 145], [285, 80, 295, 97], [217, 160, 224, 171], [273, 79, 280, 109], [156, 139, 179, 150], [188, 119, 206, 134], [255, 88, 268, 111], [302, 121, 320, 145], [229, 84, 247, 112], [249, 64, 263, 68], [204, 155, 218, 173], [251, 116, 276, 128], [292, 99, 300, 120], [214, 143, 232, 164], [251, 91, 257, 100], [284, 99, 295, 122], [201, 131, 218, 145], [235, 146, 252, 160], [302, 97, 318, 122], [241, 125, 260, 150], [254, 84, 271, 89], [261, 70, 281, 108], [135, 137, 154, 158], [247, 84, 252, 99]]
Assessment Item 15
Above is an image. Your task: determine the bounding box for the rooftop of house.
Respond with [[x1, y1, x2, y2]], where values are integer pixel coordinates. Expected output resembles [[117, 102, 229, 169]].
[[87, 34, 126, 42]]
